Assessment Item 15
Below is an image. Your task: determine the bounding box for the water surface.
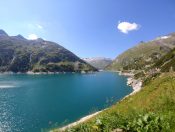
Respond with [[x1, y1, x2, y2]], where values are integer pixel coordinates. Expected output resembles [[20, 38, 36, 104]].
[[0, 72, 132, 132]]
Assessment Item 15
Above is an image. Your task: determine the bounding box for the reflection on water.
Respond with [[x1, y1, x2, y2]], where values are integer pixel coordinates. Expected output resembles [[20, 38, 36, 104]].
[[0, 72, 132, 132]]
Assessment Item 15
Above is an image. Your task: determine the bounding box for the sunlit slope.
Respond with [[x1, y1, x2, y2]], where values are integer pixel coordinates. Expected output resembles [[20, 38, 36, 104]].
[[107, 33, 175, 71]]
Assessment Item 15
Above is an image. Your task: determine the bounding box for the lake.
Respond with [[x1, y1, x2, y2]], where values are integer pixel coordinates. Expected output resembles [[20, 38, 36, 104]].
[[0, 72, 132, 132]]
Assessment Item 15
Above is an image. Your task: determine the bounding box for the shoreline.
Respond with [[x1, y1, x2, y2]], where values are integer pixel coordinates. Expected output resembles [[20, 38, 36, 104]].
[[0, 71, 97, 75], [120, 72, 142, 95], [52, 110, 104, 132], [52, 71, 142, 132]]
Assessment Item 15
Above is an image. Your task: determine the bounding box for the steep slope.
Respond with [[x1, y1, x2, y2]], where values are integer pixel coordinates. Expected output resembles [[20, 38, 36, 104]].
[[153, 48, 175, 72], [133, 47, 175, 82], [107, 33, 175, 71], [0, 30, 97, 73], [83, 57, 112, 69]]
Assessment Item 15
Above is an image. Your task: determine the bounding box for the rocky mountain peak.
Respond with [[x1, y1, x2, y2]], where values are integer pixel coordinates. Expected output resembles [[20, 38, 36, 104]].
[[14, 34, 26, 40], [0, 29, 8, 36]]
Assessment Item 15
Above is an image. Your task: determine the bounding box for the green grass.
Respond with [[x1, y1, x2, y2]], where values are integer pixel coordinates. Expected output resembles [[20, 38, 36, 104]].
[[53, 73, 175, 132]]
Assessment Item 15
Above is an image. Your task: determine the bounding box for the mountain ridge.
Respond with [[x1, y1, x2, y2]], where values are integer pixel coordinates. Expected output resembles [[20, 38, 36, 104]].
[[106, 32, 175, 71], [0, 30, 97, 73]]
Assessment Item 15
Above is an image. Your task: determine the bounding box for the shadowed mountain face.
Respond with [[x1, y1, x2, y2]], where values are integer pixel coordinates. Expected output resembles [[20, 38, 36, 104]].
[[83, 57, 112, 70], [107, 33, 175, 71], [0, 30, 97, 73]]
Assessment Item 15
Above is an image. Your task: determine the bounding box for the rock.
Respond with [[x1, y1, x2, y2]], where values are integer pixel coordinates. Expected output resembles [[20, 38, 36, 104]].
[[81, 71, 86, 74], [112, 128, 123, 132], [126, 76, 142, 94]]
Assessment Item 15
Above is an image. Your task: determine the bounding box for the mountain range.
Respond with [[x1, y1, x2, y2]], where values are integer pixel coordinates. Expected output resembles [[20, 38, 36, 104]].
[[0, 30, 97, 73], [83, 57, 112, 70]]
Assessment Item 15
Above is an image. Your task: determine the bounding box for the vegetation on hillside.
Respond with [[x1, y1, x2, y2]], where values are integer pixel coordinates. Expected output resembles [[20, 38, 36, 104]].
[[153, 48, 175, 72], [0, 30, 97, 73], [106, 33, 175, 71], [132, 47, 175, 86]]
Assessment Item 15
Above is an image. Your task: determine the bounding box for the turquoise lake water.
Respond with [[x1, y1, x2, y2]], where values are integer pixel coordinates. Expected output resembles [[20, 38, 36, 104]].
[[0, 72, 132, 132]]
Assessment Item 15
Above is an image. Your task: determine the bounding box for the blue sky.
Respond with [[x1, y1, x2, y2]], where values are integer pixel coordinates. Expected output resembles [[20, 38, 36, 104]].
[[0, 0, 175, 59]]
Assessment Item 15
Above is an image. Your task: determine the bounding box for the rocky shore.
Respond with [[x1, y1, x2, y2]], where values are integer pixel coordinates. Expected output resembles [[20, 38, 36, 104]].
[[118, 71, 135, 77], [127, 77, 142, 94], [119, 71, 142, 95]]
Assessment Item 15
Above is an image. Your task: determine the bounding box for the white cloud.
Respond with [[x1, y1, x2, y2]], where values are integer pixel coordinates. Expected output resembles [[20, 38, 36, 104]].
[[117, 21, 140, 34], [27, 34, 38, 40], [36, 24, 43, 29], [27, 24, 44, 30]]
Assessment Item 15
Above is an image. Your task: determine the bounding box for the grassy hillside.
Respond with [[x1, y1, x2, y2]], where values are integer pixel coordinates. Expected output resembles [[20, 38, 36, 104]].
[[0, 30, 96, 73], [107, 33, 175, 71], [58, 73, 175, 132]]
